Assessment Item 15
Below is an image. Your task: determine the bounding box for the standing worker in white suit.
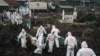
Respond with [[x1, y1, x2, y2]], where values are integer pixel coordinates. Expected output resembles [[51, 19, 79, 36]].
[[46, 32, 56, 53], [64, 32, 77, 56], [73, 6, 77, 19], [6, 10, 11, 20], [10, 13, 15, 24], [29, 9, 32, 17], [76, 41, 96, 56], [51, 25, 60, 48], [17, 29, 27, 48], [34, 25, 47, 54], [36, 25, 47, 38], [62, 10, 65, 20]]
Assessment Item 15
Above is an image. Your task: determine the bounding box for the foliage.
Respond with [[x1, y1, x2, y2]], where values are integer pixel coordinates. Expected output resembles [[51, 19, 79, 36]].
[[84, 28, 94, 36], [81, 13, 96, 22], [59, 38, 64, 45], [72, 24, 78, 28], [48, 15, 60, 24]]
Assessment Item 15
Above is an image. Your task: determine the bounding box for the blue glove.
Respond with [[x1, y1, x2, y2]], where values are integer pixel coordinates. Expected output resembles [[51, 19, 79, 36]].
[[38, 45, 43, 49], [17, 38, 20, 42]]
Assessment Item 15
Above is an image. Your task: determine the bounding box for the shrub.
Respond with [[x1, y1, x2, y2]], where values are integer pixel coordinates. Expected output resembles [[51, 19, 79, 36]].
[[84, 28, 94, 36], [81, 13, 96, 22]]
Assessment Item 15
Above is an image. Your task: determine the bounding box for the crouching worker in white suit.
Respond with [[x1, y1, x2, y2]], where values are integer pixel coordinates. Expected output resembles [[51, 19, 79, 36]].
[[46, 32, 55, 53], [34, 35, 44, 54], [34, 25, 47, 54], [51, 25, 60, 48], [76, 41, 96, 56], [64, 32, 77, 56], [17, 29, 27, 48]]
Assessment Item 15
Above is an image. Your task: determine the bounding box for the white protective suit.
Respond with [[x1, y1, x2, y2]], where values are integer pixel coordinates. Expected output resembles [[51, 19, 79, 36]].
[[46, 32, 55, 52], [6, 11, 11, 20], [18, 29, 27, 48], [10, 13, 16, 24], [76, 41, 96, 56], [73, 6, 77, 19], [15, 14, 23, 25], [73, 11, 77, 19], [36, 25, 47, 38], [62, 10, 65, 20], [34, 25, 47, 54], [29, 10, 32, 17], [64, 32, 77, 56], [34, 35, 44, 54], [10, 12, 18, 24], [51, 25, 60, 48]]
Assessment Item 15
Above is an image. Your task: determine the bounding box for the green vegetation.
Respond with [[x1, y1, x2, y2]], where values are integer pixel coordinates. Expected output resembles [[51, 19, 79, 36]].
[[81, 13, 96, 22], [84, 28, 94, 36]]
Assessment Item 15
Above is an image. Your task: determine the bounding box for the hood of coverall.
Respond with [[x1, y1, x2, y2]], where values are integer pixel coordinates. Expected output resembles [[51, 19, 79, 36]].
[[52, 25, 56, 29], [22, 29, 26, 33], [81, 41, 88, 48], [40, 25, 43, 28], [67, 32, 72, 36], [39, 25, 43, 29]]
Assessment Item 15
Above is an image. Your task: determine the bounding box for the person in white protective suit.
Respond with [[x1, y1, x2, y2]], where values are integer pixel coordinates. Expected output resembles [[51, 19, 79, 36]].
[[73, 6, 77, 19], [29, 10, 32, 17], [13, 11, 18, 15], [17, 29, 27, 48], [36, 25, 47, 38], [46, 32, 55, 53], [15, 13, 23, 25], [15, 13, 19, 25], [25, 18, 31, 29], [10, 11, 18, 24], [34, 35, 44, 54], [18, 14, 23, 24], [19, 8, 23, 16], [76, 41, 96, 56], [51, 25, 60, 48], [64, 32, 77, 56], [10, 13, 15, 24], [34, 14, 38, 24], [6, 10, 11, 20], [62, 10, 65, 20], [34, 25, 47, 54]]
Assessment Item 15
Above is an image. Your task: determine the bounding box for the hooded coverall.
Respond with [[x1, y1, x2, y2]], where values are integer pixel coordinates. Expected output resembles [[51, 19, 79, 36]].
[[51, 25, 60, 48], [34, 25, 47, 54], [18, 29, 27, 48], [76, 41, 96, 56], [62, 10, 65, 20], [46, 33, 55, 52], [64, 32, 77, 56]]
